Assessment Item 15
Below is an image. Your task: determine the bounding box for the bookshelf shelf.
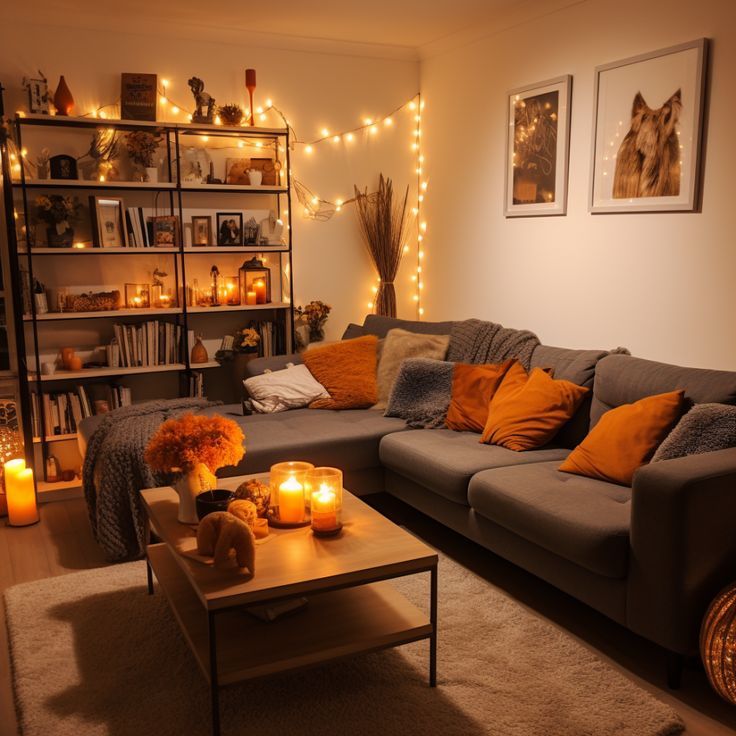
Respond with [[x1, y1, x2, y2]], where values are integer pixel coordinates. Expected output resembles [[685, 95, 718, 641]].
[[33, 433, 77, 444], [179, 183, 287, 194], [25, 307, 182, 321], [23, 178, 176, 191], [31, 363, 188, 382], [21, 247, 181, 255], [183, 246, 288, 254], [187, 303, 290, 314], [192, 362, 222, 369]]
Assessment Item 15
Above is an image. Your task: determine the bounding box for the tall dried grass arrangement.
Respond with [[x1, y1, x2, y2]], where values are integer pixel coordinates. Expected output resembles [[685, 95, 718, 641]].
[[354, 174, 409, 317]]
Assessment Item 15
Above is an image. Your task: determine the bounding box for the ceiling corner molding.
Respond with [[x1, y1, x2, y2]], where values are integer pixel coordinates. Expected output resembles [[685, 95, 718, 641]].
[[418, 0, 590, 60]]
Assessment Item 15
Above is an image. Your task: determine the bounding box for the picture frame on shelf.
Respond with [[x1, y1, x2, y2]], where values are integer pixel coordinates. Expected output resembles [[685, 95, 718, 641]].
[[590, 38, 708, 213], [249, 157, 281, 186], [49, 154, 77, 181], [225, 158, 250, 185], [191, 215, 213, 246], [505, 75, 572, 217], [22, 74, 50, 115], [151, 215, 180, 247], [120, 73, 158, 122], [216, 212, 243, 246], [90, 196, 127, 247]]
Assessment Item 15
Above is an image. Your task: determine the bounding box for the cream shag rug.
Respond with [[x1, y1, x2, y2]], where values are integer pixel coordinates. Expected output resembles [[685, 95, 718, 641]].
[[5, 556, 683, 736]]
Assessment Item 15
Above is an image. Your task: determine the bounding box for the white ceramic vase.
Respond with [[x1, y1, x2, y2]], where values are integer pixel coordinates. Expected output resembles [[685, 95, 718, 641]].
[[145, 167, 159, 183], [173, 463, 216, 524], [247, 168, 263, 186]]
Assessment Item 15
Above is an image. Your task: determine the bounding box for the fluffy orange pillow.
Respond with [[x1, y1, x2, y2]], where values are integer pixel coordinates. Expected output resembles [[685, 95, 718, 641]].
[[303, 335, 378, 409], [480, 368, 589, 451], [559, 390, 685, 486], [445, 359, 514, 433]]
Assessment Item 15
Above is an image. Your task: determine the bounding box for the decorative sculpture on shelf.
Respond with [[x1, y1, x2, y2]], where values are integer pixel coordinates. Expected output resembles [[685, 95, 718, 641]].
[[188, 77, 216, 124]]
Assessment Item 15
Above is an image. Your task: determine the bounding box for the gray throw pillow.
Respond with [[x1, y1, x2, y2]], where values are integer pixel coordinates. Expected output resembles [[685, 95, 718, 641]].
[[385, 358, 454, 429], [652, 403, 736, 462]]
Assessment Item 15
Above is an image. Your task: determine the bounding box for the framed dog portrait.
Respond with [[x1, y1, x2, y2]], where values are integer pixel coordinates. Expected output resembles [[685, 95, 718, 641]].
[[216, 212, 243, 246], [590, 38, 708, 213], [505, 75, 572, 217]]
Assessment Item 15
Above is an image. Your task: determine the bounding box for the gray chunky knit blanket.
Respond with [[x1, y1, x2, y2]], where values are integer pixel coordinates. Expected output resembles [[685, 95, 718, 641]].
[[83, 398, 214, 562], [447, 319, 540, 370]]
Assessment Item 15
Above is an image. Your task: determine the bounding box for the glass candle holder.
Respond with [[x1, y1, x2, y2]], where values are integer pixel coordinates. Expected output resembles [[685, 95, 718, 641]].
[[269, 461, 314, 525], [125, 283, 150, 308], [307, 467, 343, 536], [225, 276, 240, 306]]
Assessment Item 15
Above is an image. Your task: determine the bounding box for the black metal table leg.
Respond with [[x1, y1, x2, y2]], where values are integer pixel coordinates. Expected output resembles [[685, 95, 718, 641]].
[[430, 564, 438, 687], [146, 558, 154, 595], [208, 612, 221, 736]]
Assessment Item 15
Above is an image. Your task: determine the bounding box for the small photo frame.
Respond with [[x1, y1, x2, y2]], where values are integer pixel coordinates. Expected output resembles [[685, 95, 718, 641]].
[[590, 38, 708, 213], [217, 212, 243, 246], [151, 215, 180, 247], [505, 75, 572, 217], [191, 215, 213, 246], [91, 196, 127, 247]]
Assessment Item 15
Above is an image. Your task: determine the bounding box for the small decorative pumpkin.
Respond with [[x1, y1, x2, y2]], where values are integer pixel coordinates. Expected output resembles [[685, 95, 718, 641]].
[[234, 478, 271, 517], [701, 582, 736, 703], [227, 499, 258, 528]]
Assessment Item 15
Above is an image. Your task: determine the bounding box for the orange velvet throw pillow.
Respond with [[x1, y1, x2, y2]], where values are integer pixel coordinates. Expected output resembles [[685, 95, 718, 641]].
[[559, 390, 685, 486], [302, 335, 378, 409], [480, 367, 589, 451], [445, 359, 515, 433]]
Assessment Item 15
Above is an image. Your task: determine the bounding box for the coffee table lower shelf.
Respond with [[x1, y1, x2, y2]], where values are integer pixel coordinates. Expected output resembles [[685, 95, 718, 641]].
[[147, 543, 433, 687]]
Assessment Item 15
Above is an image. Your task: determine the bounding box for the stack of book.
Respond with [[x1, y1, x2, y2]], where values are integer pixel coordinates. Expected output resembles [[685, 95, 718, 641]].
[[111, 321, 183, 367], [257, 320, 286, 357], [188, 372, 204, 398]]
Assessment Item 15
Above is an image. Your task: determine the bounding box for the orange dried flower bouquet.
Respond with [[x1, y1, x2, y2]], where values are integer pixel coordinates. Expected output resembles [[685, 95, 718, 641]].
[[145, 414, 245, 474]]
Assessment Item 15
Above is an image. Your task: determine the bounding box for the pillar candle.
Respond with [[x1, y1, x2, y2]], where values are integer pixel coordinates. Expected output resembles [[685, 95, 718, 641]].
[[254, 279, 267, 304], [278, 475, 304, 523], [5, 460, 39, 527], [246, 290, 257, 305], [311, 484, 337, 532]]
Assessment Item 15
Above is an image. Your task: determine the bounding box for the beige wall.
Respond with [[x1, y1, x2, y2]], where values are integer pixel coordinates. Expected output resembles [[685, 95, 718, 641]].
[[0, 20, 419, 341], [420, 0, 736, 369]]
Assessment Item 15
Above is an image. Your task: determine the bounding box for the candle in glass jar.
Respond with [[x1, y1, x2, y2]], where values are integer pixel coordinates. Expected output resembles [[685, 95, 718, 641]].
[[253, 279, 267, 304], [246, 290, 257, 305], [311, 483, 337, 532], [5, 460, 39, 527], [278, 475, 304, 523], [225, 277, 240, 306]]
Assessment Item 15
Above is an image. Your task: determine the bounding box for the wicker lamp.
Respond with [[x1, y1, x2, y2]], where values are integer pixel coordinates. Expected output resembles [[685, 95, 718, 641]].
[[701, 583, 736, 703]]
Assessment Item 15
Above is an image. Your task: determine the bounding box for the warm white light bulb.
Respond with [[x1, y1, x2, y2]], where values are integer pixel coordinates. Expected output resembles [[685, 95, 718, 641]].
[[201, 135, 209, 142], [332, 135, 340, 143], [409, 101, 416, 110], [384, 117, 393, 126], [171, 106, 179, 114], [321, 128, 330, 137], [160, 96, 167, 105], [363, 117, 373, 125], [266, 98, 273, 108], [305, 145, 313, 154], [346, 133, 354, 142]]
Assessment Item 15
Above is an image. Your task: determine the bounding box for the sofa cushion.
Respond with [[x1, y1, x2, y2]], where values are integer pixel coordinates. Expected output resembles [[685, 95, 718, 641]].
[[362, 314, 456, 338], [591, 354, 736, 427], [200, 405, 407, 475], [530, 345, 611, 388], [380, 429, 568, 506], [468, 462, 631, 578]]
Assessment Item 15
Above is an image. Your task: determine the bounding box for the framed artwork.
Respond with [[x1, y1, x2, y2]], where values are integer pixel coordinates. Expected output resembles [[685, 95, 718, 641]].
[[91, 197, 127, 247], [225, 159, 250, 185], [217, 212, 243, 246], [191, 216, 212, 246], [120, 73, 157, 122], [590, 38, 708, 213], [151, 215, 180, 247], [505, 75, 572, 217]]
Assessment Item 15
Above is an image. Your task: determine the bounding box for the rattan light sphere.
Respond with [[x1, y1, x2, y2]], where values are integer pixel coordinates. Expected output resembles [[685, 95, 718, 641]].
[[701, 583, 736, 704]]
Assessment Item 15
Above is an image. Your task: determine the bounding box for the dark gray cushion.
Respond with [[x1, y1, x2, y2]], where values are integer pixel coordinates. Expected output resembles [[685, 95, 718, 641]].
[[379, 429, 569, 506], [362, 314, 456, 338], [469, 462, 631, 578], [591, 354, 736, 427], [244, 353, 303, 378], [652, 403, 736, 462], [530, 345, 611, 388], [200, 405, 407, 475], [341, 323, 364, 340]]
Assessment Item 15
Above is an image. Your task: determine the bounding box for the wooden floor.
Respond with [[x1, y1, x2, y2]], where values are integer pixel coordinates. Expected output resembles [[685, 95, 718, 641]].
[[1, 495, 735, 735]]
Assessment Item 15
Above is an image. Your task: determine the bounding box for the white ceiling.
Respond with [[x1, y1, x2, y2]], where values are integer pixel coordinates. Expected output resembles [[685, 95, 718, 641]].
[[16, 0, 528, 52]]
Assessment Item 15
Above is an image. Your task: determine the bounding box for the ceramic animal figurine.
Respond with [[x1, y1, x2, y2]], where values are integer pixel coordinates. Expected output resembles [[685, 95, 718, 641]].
[[188, 77, 216, 124]]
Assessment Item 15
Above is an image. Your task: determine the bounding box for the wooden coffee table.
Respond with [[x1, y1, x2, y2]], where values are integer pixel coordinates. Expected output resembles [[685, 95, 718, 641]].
[[141, 474, 439, 736]]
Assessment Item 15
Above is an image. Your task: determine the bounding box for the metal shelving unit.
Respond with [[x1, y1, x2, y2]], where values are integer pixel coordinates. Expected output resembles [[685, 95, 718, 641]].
[[1, 107, 295, 497]]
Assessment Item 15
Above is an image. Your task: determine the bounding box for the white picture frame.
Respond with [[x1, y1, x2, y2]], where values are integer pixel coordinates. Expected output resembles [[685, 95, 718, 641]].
[[590, 38, 708, 213], [505, 75, 572, 217]]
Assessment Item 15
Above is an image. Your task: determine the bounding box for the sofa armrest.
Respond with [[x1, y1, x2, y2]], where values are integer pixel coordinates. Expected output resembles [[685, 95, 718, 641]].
[[627, 448, 736, 654], [243, 352, 303, 379]]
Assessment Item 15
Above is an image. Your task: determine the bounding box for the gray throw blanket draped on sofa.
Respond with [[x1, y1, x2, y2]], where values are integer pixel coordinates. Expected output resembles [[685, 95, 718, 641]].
[[83, 398, 214, 561], [447, 318, 540, 370]]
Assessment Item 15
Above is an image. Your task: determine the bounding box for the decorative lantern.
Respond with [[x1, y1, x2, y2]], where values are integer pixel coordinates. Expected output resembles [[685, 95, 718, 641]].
[[125, 283, 150, 308], [268, 461, 314, 526], [238, 257, 271, 305], [307, 467, 343, 536], [701, 583, 736, 703], [225, 276, 240, 306]]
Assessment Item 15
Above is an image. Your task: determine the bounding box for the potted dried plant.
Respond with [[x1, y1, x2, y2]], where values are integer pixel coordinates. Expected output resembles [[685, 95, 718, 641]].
[[145, 414, 245, 524], [218, 103, 244, 126], [125, 130, 162, 182], [296, 300, 332, 343], [35, 194, 81, 247]]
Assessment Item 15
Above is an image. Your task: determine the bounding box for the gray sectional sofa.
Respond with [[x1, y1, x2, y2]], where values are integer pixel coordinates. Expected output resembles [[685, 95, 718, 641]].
[[80, 313, 736, 685]]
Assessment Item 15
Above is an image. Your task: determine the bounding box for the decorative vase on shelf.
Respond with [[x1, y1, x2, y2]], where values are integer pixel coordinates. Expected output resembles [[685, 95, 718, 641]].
[[47, 225, 74, 248], [53, 76, 74, 116], [173, 463, 217, 524], [145, 167, 158, 183], [191, 336, 208, 364]]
